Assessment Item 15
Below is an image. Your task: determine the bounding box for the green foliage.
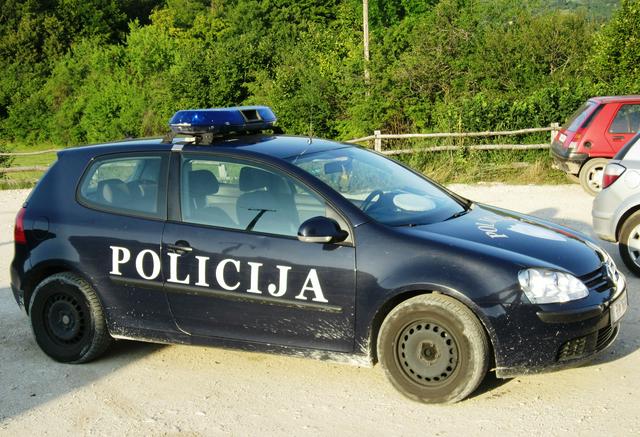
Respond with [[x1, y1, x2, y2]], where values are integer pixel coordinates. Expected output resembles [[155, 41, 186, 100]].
[[589, 0, 640, 93], [0, 0, 635, 173], [0, 143, 12, 174]]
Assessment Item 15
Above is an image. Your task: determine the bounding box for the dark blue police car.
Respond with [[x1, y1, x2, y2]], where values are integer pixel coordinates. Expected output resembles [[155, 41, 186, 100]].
[[11, 106, 628, 403]]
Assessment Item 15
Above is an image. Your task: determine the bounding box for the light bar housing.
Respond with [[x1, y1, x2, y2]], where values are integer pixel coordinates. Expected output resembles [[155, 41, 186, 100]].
[[169, 106, 277, 136]]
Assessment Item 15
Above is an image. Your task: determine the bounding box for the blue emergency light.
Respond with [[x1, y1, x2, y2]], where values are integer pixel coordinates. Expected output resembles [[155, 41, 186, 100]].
[[168, 106, 277, 136]]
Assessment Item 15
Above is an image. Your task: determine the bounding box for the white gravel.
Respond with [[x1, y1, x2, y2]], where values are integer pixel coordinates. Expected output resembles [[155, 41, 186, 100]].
[[1, 184, 639, 436]]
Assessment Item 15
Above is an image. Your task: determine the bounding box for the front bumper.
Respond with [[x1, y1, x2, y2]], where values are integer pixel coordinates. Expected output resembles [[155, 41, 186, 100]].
[[592, 210, 616, 242], [493, 277, 626, 378], [550, 141, 588, 175]]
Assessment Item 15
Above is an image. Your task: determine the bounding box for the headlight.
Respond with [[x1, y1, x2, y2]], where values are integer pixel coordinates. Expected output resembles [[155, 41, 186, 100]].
[[518, 269, 588, 304]]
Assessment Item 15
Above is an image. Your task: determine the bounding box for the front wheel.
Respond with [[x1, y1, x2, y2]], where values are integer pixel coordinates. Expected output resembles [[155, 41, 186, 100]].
[[377, 294, 490, 404], [29, 272, 112, 363], [619, 211, 640, 276]]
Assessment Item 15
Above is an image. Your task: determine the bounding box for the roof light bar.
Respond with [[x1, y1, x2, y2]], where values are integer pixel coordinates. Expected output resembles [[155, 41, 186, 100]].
[[169, 106, 277, 136]]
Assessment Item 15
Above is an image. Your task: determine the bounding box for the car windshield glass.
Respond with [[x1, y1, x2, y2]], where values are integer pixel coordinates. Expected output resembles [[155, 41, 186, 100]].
[[563, 101, 597, 132], [288, 147, 466, 226]]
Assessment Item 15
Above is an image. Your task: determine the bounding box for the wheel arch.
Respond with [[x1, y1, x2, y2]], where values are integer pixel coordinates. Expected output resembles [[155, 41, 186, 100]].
[[23, 262, 99, 316], [367, 285, 499, 368], [615, 203, 640, 241]]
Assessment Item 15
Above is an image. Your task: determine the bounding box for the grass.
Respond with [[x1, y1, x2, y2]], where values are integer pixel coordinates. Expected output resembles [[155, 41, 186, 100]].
[[0, 142, 60, 189], [396, 148, 567, 185], [0, 139, 569, 190]]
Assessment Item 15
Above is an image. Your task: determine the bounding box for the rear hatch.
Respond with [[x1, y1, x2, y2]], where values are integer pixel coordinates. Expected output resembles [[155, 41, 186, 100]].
[[553, 100, 602, 150]]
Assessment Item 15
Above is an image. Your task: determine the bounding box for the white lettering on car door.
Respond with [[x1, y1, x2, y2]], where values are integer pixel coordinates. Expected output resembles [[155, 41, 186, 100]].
[[295, 269, 328, 303], [109, 247, 330, 304], [110, 246, 131, 275], [216, 258, 241, 291], [135, 249, 161, 280]]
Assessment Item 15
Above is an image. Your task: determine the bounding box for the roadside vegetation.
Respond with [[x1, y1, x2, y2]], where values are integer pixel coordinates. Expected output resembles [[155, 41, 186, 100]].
[[1, 0, 639, 187]]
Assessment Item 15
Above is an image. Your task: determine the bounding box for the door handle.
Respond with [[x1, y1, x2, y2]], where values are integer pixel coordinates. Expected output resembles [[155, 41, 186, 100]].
[[167, 240, 193, 254], [613, 136, 626, 141]]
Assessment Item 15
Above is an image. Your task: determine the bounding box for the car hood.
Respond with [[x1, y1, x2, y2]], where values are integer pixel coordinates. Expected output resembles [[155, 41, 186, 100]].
[[401, 203, 602, 276]]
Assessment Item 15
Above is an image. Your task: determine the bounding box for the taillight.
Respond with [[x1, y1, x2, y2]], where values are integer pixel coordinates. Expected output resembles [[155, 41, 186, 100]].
[[569, 133, 583, 149], [602, 163, 626, 189], [14, 207, 26, 244]]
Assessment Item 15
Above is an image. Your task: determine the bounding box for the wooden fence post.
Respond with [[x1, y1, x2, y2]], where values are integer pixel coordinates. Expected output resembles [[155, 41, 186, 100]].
[[374, 130, 382, 152], [550, 122, 560, 144]]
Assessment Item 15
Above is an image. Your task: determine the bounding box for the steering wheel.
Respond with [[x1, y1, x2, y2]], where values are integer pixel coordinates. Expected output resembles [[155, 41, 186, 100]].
[[360, 189, 384, 212]]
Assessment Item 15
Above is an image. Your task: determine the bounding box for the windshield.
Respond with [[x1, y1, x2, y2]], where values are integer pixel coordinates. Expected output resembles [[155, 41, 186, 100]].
[[288, 147, 467, 226]]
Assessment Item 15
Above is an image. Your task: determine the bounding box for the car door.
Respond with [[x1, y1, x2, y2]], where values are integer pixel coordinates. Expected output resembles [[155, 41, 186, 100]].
[[161, 152, 357, 352], [605, 103, 640, 153]]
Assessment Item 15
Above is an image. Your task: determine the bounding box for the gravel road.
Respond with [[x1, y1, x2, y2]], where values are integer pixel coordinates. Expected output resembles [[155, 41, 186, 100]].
[[1, 184, 639, 436]]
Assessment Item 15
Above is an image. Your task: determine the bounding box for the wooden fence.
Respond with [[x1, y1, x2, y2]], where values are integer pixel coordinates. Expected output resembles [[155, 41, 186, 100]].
[[0, 148, 61, 175], [346, 123, 560, 155], [0, 123, 560, 175]]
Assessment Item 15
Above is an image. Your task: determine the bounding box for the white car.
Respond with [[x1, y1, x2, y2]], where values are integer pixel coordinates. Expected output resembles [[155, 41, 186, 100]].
[[593, 132, 640, 275]]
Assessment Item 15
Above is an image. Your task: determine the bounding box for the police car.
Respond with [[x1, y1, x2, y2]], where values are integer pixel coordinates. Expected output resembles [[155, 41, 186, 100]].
[[11, 106, 628, 403]]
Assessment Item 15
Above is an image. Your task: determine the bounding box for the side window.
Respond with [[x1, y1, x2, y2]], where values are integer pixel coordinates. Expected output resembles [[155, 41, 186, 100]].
[[79, 154, 167, 218], [180, 156, 329, 237], [609, 104, 640, 133]]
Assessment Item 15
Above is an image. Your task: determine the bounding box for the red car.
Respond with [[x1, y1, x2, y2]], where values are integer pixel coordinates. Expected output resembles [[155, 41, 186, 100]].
[[551, 95, 640, 195]]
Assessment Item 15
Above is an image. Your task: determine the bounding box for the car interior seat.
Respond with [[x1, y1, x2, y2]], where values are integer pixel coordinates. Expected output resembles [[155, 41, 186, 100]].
[[188, 169, 235, 227], [97, 179, 131, 208], [236, 166, 299, 235]]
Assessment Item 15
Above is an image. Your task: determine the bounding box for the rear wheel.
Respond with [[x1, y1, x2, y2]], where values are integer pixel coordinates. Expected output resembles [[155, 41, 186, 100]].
[[377, 294, 489, 404], [579, 158, 609, 196], [619, 212, 640, 276], [29, 272, 112, 363]]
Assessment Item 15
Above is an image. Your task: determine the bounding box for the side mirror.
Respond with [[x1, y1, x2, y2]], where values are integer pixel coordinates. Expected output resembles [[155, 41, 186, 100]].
[[297, 216, 348, 244]]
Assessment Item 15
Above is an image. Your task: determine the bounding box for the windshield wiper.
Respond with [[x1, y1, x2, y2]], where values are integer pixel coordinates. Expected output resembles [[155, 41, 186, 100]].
[[445, 208, 471, 221], [245, 208, 276, 231]]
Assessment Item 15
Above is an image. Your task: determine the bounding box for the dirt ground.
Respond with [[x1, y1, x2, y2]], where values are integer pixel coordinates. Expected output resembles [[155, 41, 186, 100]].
[[1, 184, 639, 436]]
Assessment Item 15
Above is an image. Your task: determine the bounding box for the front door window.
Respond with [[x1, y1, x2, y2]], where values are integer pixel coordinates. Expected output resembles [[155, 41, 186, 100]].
[[180, 156, 328, 237]]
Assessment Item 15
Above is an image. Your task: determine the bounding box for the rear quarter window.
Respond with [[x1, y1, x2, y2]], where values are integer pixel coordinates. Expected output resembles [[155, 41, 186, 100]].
[[78, 153, 168, 219]]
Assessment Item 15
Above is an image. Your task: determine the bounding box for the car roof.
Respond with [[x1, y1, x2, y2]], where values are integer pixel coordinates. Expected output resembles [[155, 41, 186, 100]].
[[58, 134, 352, 161], [590, 95, 640, 104]]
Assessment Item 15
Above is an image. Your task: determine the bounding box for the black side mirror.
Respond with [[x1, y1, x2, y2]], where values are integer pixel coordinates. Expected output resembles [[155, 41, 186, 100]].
[[297, 216, 348, 244]]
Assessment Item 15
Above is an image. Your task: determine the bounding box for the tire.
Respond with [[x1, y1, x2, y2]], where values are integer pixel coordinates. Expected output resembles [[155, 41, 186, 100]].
[[579, 158, 609, 196], [29, 272, 112, 363], [619, 211, 640, 276], [377, 294, 489, 404]]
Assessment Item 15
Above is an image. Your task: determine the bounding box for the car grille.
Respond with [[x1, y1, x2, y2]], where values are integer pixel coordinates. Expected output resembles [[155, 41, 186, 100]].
[[557, 324, 619, 362], [579, 265, 614, 293], [595, 324, 616, 350], [558, 335, 590, 361], [556, 264, 620, 362]]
